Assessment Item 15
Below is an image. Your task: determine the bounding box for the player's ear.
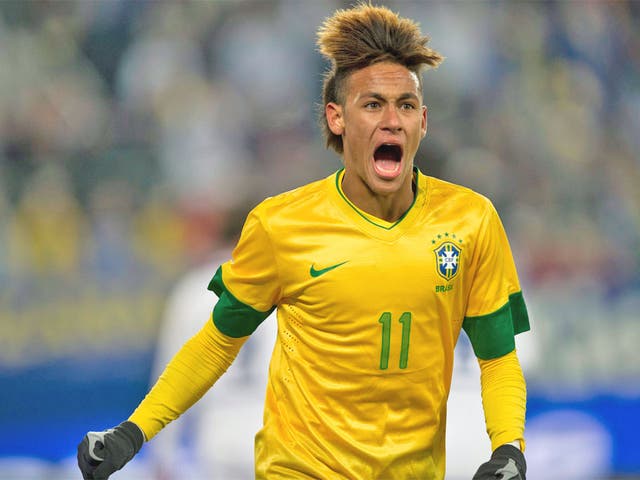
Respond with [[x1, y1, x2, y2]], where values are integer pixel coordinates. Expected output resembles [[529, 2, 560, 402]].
[[326, 102, 344, 135], [421, 105, 428, 138]]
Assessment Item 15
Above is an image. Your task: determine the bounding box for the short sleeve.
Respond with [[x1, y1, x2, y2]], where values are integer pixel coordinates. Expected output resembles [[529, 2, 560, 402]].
[[462, 202, 530, 359], [208, 206, 279, 337]]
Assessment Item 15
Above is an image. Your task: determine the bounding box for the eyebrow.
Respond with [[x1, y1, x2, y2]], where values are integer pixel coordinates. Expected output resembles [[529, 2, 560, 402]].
[[361, 92, 421, 102]]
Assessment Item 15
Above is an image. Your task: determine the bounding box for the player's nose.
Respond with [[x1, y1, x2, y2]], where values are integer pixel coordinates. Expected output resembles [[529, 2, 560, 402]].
[[380, 106, 402, 132]]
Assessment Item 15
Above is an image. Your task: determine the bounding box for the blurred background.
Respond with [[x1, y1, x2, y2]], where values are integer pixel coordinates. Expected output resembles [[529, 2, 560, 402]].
[[0, 0, 638, 479]]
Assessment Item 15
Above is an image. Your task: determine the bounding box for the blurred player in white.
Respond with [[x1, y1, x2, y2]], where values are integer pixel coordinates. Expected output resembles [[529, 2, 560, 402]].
[[445, 335, 491, 479], [147, 214, 277, 480]]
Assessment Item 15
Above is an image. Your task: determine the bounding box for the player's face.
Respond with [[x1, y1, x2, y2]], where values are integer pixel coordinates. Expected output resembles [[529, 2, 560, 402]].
[[326, 61, 427, 214]]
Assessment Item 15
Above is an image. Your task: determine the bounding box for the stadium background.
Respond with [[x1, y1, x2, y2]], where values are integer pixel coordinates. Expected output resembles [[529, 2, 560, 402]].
[[0, 1, 638, 479]]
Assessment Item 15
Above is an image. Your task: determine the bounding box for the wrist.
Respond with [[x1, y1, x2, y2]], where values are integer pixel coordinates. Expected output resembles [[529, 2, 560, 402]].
[[505, 440, 521, 451], [492, 444, 526, 476], [119, 421, 145, 454]]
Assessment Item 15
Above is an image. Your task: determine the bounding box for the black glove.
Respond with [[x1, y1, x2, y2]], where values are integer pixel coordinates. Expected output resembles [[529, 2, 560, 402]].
[[472, 444, 526, 480], [77, 421, 144, 480]]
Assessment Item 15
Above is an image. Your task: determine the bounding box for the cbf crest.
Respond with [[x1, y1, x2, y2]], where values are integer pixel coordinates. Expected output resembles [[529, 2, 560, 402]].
[[434, 241, 461, 280]]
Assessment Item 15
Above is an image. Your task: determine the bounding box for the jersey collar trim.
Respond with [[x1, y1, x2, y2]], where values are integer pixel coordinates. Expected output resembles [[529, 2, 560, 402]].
[[333, 167, 425, 232]]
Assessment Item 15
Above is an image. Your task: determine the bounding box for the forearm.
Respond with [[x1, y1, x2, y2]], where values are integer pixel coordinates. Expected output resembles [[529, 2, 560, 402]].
[[478, 349, 527, 451], [129, 315, 247, 440]]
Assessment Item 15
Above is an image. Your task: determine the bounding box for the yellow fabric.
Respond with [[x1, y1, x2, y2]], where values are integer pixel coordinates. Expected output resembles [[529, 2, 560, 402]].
[[214, 170, 527, 479], [478, 349, 527, 451], [128, 317, 247, 440]]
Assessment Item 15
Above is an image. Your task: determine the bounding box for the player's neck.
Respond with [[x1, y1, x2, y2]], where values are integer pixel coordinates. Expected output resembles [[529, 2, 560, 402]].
[[341, 174, 416, 223]]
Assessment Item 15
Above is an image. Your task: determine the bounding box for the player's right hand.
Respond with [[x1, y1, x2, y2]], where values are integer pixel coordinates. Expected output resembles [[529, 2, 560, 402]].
[[77, 421, 144, 480]]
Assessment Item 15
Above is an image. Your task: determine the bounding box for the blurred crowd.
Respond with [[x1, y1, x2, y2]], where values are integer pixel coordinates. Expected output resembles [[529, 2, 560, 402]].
[[0, 1, 639, 390]]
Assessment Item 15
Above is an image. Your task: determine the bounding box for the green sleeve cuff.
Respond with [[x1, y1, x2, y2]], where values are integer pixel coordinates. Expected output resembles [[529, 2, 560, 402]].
[[208, 267, 275, 338], [462, 291, 530, 360]]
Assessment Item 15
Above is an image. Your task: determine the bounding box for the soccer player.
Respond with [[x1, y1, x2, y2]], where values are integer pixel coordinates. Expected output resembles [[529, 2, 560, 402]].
[[78, 4, 530, 479]]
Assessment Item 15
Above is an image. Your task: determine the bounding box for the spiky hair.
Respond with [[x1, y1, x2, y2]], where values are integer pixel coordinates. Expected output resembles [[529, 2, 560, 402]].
[[317, 2, 443, 154]]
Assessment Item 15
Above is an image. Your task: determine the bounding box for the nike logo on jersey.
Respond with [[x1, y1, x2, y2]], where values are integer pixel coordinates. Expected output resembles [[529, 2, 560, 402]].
[[309, 261, 348, 277]]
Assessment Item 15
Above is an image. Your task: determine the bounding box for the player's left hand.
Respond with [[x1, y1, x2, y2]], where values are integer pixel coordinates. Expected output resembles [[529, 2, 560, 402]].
[[472, 443, 526, 479]]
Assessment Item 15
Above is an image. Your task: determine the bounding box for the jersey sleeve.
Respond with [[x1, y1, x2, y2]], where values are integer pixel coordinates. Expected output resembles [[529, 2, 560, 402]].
[[128, 317, 247, 440], [462, 201, 530, 360], [208, 205, 279, 338], [478, 350, 527, 450]]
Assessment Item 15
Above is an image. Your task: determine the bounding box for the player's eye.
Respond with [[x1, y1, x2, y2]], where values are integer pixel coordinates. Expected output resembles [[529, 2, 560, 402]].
[[400, 103, 416, 110], [364, 101, 380, 109]]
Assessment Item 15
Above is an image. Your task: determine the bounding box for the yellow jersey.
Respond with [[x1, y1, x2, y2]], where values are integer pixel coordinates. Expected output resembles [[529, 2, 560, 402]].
[[209, 168, 529, 479]]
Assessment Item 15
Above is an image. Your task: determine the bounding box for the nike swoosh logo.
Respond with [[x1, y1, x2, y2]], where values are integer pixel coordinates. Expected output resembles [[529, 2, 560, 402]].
[[310, 261, 348, 277], [86, 431, 106, 462], [496, 459, 522, 480]]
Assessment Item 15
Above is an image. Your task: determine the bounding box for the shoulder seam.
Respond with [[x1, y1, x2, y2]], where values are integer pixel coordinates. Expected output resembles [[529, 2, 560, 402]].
[[252, 205, 284, 304]]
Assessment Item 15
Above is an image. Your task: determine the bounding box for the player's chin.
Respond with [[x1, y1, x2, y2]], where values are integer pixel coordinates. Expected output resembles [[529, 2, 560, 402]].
[[367, 174, 406, 197]]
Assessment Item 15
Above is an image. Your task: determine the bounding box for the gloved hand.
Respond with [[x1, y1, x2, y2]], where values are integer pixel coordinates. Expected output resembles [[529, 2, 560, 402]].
[[77, 421, 144, 480], [472, 443, 526, 480]]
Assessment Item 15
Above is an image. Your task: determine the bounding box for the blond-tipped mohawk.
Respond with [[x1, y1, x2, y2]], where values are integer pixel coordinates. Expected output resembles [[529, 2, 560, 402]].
[[317, 3, 443, 154], [317, 3, 443, 72]]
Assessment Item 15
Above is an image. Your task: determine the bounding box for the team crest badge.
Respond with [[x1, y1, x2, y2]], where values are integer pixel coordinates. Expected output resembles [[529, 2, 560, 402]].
[[434, 242, 461, 280]]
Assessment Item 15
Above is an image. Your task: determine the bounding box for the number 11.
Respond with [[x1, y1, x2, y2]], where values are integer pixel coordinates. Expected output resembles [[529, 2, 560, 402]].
[[378, 312, 412, 370]]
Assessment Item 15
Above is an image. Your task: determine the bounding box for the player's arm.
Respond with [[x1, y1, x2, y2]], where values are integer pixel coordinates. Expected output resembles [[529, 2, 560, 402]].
[[77, 316, 248, 480], [472, 349, 527, 479], [461, 200, 530, 478], [128, 315, 247, 437], [78, 205, 279, 480]]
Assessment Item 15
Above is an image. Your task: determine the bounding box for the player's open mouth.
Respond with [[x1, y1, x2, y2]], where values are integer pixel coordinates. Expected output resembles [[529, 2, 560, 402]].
[[373, 143, 403, 178]]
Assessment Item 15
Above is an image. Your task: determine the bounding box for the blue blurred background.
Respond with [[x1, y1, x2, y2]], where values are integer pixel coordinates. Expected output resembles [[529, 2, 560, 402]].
[[0, 1, 639, 479]]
